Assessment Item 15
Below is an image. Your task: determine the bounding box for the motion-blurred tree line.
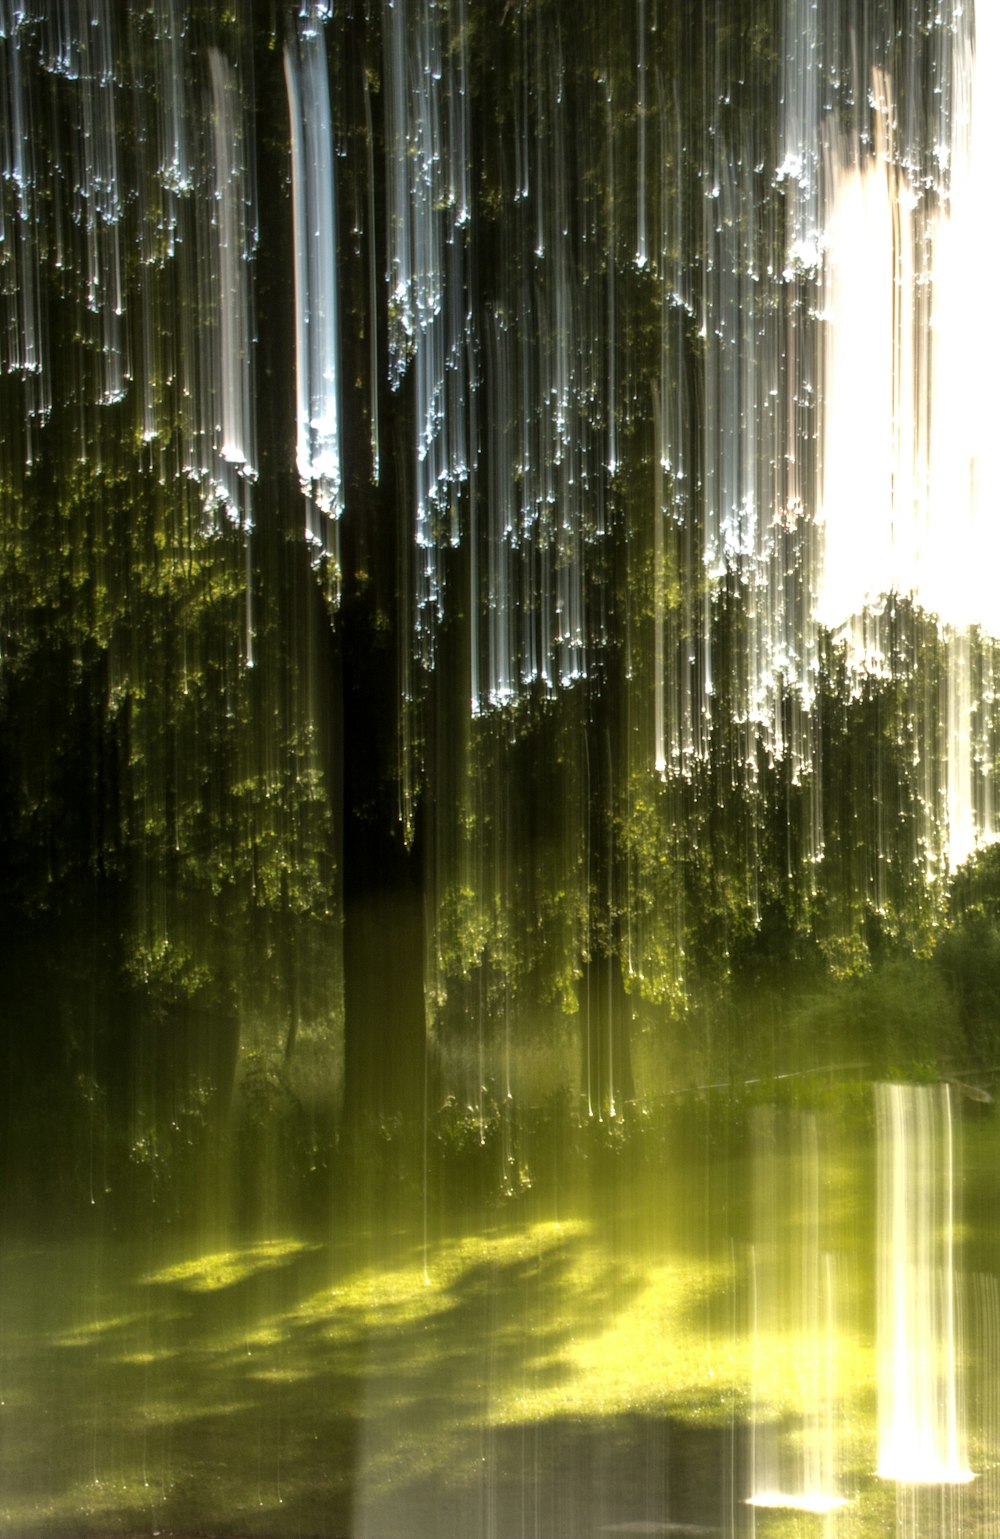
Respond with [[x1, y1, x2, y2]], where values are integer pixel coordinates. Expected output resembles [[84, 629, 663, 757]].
[[0, 0, 995, 1220]]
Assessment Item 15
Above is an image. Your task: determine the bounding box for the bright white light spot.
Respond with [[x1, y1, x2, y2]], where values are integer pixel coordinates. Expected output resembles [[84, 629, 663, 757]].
[[746, 1492, 849, 1513]]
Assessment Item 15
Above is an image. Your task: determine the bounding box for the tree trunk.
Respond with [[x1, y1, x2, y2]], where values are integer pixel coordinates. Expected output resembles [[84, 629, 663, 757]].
[[581, 950, 635, 1118]]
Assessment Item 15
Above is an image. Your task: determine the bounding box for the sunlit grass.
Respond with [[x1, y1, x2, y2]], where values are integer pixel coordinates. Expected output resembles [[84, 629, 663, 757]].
[[113, 1347, 176, 1366], [285, 1218, 586, 1337], [53, 1309, 162, 1348], [0, 1141, 992, 1537], [496, 1250, 736, 1422], [142, 1236, 319, 1292]]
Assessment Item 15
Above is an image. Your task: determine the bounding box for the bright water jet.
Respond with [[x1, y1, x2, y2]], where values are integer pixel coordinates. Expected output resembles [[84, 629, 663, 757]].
[[747, 1108, 847, 1515], [875, 1083, 974, 1485]]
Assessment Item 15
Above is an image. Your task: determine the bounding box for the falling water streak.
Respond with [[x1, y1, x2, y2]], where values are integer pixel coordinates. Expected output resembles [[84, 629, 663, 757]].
[[471, 11, 615, 712], [654, 74, 691, 778], [818, 91, 904, 637], [486, 311, 514, 710], [383, 0, 474, 660], [549, 36, 584, 693], [467, 315, 482, 714], [634, 0, 648, 271], [816, 0, 1000, 870], [778, 0, 820, 271], [285, 17, 343, 553], [205, 47, 256, 667], [72, 0, 126, 408], [696, 16, 718, 765], [0, 2, 47, 431], [875, 1082, 973, 1484], [132, 9, 170, 452], [363, 71, 380, 486], [206, 50, 256, 511], [153, 0, 191, 199], [747, 1108, 846, 1514]]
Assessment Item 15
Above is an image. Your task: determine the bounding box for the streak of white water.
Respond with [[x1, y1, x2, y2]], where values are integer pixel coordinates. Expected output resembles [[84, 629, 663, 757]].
[[203, 45, 256, 664], [80, 0, 125, 409], [383, 0, 474, 661], [285, 17, 343, 552], [0, 1, 47, 438], [634, 0, 648, 273], [875, 1083, 973, 1485], [748, 1109, 846, 1515], [363, 72, 380, 487], [207, 49, 256, 513], [472, 22, 603, 711], [700, 123, 818, 789], [777, 0, 821, 273], [152, 0, 191, 199], [135, 10, 199, 475], [817, 0, 999, 867]]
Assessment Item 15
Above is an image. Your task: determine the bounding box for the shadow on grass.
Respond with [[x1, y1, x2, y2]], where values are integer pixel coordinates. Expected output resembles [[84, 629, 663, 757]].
[[0, 1212, 681, 1537], [0, 1147, 909, 1539]]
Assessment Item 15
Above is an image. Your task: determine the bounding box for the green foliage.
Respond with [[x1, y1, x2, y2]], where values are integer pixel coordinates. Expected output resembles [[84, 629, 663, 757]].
[[936, 843, 1000, 1067], [432, 1088, 533, 1204], [793, 957, 963, 1079]]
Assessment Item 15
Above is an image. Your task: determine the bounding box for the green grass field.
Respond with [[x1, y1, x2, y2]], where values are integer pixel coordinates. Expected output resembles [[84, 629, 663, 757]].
[[1, 1103, 999, 1538]]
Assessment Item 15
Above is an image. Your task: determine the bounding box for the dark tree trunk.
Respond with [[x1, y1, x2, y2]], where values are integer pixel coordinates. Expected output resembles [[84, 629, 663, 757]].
[[581, 950, 635, 1117], [332, 2, 432, 1146], [342, 851, 427, 1125], [337, 587, 432, 1204]]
